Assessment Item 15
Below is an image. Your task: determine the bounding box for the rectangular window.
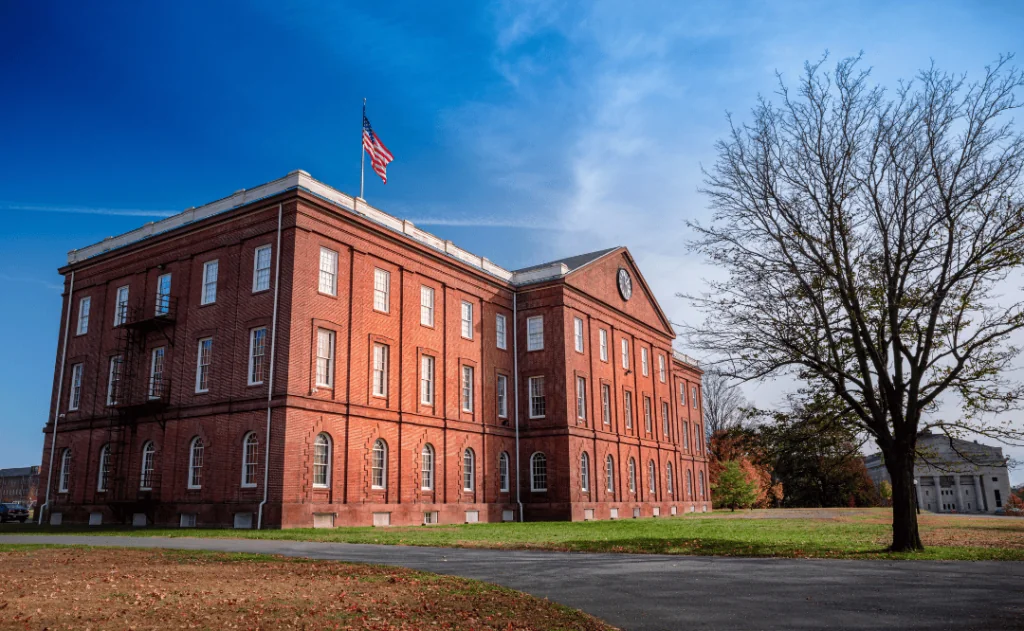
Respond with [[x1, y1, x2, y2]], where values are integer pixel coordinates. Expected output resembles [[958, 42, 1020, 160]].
[[496, 314, 507, 350], [601, 384, 611, 425], [114, 285, 129, 326], [155, 273, 171, 315], [460, 301, 473, 339], [420, 355, 434, 404], [107, 355, 123, 405], [253, 244, 271, 292], [420, 285, 435, 326], [76, 297, 90, 335], [641, 348, 649, 376], [249, 327, 267, 385], [195, 338, 212, 393], [574, 317, 584, 353], [319, 247, 338, 295], [528, 376, 546, 418], [662, 401, 670, 436], [644, 396, 652, 432], [497, 374, 508, 418], [576, 376, 587, 420], [201, 260, 218, 305], [692, 386, 698, 408], [527, 316, 544, 351], [372, 343, 389, 397], [461, 365, 474, 412], [373, 268, 390, 312], [149, 347, 165, 399], [316, 328, 335, 387], [599, 329, 608, 361], [69, 363, 83, 411], [680, 382, 686, 405], [621, 339, 629, 369], [683, 422, 690, 449], [659, 355, 666, 382], [624, 391, 633, 429]]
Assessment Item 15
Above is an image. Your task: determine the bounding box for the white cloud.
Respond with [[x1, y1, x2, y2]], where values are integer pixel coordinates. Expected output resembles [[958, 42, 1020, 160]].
[[0, 203, 176, 217]]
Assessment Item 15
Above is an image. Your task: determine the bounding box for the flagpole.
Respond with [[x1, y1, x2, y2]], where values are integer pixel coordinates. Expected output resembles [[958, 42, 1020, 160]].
[[359, 98, 366, 200]]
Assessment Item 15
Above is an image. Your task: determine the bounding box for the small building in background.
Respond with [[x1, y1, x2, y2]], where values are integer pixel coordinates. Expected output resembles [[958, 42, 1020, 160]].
[[0, 466, 40, 506], [865, 433, 1011, 514]]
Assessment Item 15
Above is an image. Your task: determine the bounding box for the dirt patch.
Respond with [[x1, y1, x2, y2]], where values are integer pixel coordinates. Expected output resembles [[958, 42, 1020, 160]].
[[0, 547, 615, 630]]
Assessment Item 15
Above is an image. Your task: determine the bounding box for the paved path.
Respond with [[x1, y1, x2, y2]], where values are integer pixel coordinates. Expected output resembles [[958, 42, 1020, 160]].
[[2, 535, 1022, 630]]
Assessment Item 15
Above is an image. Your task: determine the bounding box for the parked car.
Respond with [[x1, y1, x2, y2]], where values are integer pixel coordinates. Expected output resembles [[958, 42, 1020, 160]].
[[0, 503, 29, 523]]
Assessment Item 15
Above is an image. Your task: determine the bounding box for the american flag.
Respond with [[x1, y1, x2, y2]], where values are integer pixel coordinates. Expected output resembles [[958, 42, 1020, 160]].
[[362, 109, 394, 184]]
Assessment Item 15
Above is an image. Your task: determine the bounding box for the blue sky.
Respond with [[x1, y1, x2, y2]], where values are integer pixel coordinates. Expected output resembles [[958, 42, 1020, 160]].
[[1, 1, 1022, 483]]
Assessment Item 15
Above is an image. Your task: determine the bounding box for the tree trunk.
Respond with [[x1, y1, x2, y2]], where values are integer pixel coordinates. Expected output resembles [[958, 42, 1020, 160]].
[[885, 448, 923, 552]]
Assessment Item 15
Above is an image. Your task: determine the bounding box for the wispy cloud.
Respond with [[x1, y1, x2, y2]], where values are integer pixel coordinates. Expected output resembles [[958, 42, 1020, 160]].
[[405, 216, 576, 230], [0, 202, 177, 218], [0, 272, 63, 292]]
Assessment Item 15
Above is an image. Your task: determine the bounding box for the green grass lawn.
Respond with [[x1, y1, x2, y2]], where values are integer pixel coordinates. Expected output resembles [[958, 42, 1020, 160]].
[[5, 508, 1022, 561]]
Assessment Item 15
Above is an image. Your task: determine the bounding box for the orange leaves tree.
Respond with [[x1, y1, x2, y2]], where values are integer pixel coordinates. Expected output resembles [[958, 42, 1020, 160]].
[[709, 429, 782, 508]]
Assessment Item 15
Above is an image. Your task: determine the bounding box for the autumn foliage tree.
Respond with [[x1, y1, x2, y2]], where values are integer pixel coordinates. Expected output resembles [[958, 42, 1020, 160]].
[[712, 461, 758, 511], [709, 429, 782, 508]]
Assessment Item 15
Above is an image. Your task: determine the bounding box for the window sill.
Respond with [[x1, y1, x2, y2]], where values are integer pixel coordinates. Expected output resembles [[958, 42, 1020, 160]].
[[371, 485, 386, 491], [195, 389, 209, 395], [252, 288, 270, 296], [241, 484, 257, 489], [529, 416, 546, 420], [312, 485, 330, 490], [199, 301, 217, 308], [247, 382, 264, 387], [187, 486, 202, 491], [317, 291, 339, 299], [371, 393, 387, 400], [373, 308, 390, 315]]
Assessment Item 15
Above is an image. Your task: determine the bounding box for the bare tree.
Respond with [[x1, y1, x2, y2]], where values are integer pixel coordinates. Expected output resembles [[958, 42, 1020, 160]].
[[702, 367, 748, 440], [685, 55, 1024, 552]]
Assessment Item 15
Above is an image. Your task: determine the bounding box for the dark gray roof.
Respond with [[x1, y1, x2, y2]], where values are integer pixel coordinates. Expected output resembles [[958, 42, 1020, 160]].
[[513, 247, 620, 275], [0, 466, 39, 477]]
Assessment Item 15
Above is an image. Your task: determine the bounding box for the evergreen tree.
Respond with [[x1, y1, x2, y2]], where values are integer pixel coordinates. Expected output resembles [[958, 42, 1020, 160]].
[[712, 460, 758, 511]]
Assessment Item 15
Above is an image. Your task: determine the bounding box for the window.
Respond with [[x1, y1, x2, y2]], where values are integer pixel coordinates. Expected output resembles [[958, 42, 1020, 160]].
[[687, 470, 694, 499], [107, 355, 123, 406], [576, 376, 587, 420], [648, 460, 657, 494], [114, 285, 129, 326], [624, 391, 633, 429], [76, 296, 90, 334], [201, 260, 218, 305], [372, 344, 389, 397], [313, 433, 331, 488], [628, 458, 637, 493], [644, 396, 652, 432], [373, 268, 390, 312], [606, 455, 615, 493], [574, 317, 584, 353], [463, 448, 475, 491], [461, 365, 474, 412], [531, 452, 547, 492], [499, 452, 510, 492], [667, 462, 674, 495], [371, 439, 387, 489], [242, 433, 259, 488], [995, 490, 1003, 508], [695, 425, 702, 452], [195, 338, 212, 393], [316, 329, 335, 387], [69, 363, 83, 411], [420, 285, 435, 326], [692, 386, 698, 408], [496, 314, 507, 349], [421, 444, 435, 491], [658, 355, 666, 382], [420, 355, 435, 404], [580, 452, 590, 491], [155, 273, 171, 315], [662, 401, 670, 437], [680, 382, 686, 405], [699, 471, 706, 500], [97, 445, 111, 492], [188, 437, 204, 489], [460, 301, 473, 338], [528, 376, 546, 418], [248, 328, 267, 385], [252, 245, 272, 292], [621, 338, 629, 369], [149, 347, 165, 399], [641, 348, 649, 376], [599, 329, 608, 361], [497, 374, 508, 418], [683, 422, 690, 449], [58, 448, 71, 493], [527, 316, 544, 351], [601, 384, 611, 425], [319, 248, 338, 295]]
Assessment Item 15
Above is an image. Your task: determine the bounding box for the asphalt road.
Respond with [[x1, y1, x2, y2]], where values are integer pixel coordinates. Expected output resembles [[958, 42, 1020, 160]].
[[1, 535, 1022, 630]]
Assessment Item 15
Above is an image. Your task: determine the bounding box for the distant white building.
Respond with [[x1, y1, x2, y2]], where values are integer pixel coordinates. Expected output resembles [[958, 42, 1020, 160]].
[[865, 433, 1012, 514]]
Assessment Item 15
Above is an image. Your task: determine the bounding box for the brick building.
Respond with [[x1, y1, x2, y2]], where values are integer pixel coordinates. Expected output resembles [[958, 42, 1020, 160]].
[[39, 171, 709, 528], [0, 466, 39, 505]]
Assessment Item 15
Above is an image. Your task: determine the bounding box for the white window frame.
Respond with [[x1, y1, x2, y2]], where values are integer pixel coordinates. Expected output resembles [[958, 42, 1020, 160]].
[[420, 355, 435, 405], [188, 437, 204, 489], [606, 455, 615, 493], [372, 343, 389, 398], [76, 296, 90, 335], [114, 285, 129, 326], [248, 327, 267, 386], [241, 433, 258, 488], [628, 458, 637, 493], [684, 421, 690, 449], [692, 385, 699, 408], [662, 401, 670, 437], [97, 444, 110, 492], [371, 439, 387, 489], [499, 451, 510, 492], [680, 382, 686, 405], [530, 452, 547, 492], [420, 285, 435, 327], [139, 441, 155, 491], [576, 376, 587, 420], [641, 347, 649, 376], [644, 396, 652, 432], [149, 347, 166, 399], [155, 273, 171, 315], [463, 448, 475, 491], [69, 363, 83, 411], [659, 354, 667, 383], [461, 365, 474, 412], [528, 376, 545, 419], [421, 444, 435, 491], [574, 317, 584, 353], [624, 390, 633, 429], [58, 448, 71, 493], [621, 338, 629, 369], [599, 329, 608, 362], [601, 383, 611, 425], [313, 433, 331, 489], [373, 268, 390, 312], [648, 460, 657, 493], [497, 374, 508, 418], [201, 260, 218, 305], [526, 316, 544, 351], [460, 301, 473, 339], [107, 355, 122, 406], [496, 314, 507, 350], [667, 462, 674, 495], [195, 338, 212, 393], [315, 328, 335, 388], [319, 247, 338, 296], [580, 451, 590, 492], [252, 244, 272, 292]]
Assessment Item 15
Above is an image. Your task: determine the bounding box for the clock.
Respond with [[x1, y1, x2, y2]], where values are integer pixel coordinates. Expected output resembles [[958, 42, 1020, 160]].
[[617, 268, 633, 301]]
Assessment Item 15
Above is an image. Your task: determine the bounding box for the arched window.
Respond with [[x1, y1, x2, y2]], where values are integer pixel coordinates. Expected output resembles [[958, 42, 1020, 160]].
[[140, 441, 155, 490], [58, 448, 71, 493], [648, 460, 657, 494], [628, 457, 637, 493], [97, 444, 111, 492], [605, 455, 615, 494], [666, 462, 674, 496], [188, 437, 204, 489], [687, 469, 694, 499], [421, 443, 435, 491], [580, 452, 590, 492], [313, 433, 331, 488], [463, 448, 475, 491], [242, 433, 259, 488], [371, 439, 387, 489], [530, 452, 547, 492], [498, 451, 510, 492], [699, 470, 706, 500]]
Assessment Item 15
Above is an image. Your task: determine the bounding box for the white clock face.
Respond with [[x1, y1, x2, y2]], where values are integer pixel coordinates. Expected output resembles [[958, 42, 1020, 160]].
[[617, 268, 632, 300]]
